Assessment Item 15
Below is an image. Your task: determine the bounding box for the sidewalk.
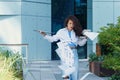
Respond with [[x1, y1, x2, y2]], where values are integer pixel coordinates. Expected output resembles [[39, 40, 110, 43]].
[[23, 60, 109, 80]]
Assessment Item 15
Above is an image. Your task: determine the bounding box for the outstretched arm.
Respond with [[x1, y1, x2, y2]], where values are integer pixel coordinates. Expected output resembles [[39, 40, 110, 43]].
[[39, 31, 60, 42], [40, 31, 47, 36]]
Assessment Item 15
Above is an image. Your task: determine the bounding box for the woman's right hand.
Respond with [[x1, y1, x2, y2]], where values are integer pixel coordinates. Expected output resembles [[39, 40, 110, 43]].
[[39, 31, 46, 36]]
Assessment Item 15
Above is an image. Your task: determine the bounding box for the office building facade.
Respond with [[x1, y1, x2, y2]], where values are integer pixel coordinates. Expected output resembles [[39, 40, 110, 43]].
[[0, 0, 120, 61]]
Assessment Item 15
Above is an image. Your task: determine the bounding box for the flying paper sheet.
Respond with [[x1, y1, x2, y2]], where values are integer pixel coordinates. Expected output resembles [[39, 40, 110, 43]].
[[34, 30, 55, 34], [83, 30, 99, 41], [55, 42, 75, 77]]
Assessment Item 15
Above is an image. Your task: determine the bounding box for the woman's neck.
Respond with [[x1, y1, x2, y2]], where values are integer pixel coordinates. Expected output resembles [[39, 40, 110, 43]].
[[66, 27, 72, 31]]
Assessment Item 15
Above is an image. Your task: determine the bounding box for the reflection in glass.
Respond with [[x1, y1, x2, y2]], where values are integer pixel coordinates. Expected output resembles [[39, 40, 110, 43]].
[[52, 0, 74, 60], [75, 0, 87, 59], [51, 0, 87, 60]]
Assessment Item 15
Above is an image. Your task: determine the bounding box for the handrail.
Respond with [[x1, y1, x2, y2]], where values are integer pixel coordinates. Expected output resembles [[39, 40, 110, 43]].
[[0, 44, 28, 46], [0, 44, 29, 63]]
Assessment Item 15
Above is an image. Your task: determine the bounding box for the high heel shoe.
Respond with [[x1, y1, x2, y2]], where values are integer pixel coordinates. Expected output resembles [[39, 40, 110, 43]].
[[63, 76, 69, 79]]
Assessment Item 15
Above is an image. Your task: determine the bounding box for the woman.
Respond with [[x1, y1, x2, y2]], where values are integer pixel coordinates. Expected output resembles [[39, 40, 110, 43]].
[[40, 15, 87, 80]]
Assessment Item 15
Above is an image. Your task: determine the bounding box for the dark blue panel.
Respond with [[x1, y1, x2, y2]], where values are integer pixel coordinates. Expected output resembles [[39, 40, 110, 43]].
[[52, 0, 74, 60]]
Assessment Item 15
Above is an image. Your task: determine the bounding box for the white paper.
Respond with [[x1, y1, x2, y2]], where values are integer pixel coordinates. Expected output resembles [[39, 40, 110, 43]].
[[55, 42, 75, 77], [83, 31, 99, 41], [56, 42, 74, 66]]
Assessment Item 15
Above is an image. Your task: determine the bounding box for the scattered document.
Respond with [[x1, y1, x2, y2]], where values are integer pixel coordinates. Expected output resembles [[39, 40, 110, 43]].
[[83, 30, 99, 41]]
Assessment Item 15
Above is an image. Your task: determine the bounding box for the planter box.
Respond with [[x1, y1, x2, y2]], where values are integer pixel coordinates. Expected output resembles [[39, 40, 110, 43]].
[[89, 61, 115, 77]]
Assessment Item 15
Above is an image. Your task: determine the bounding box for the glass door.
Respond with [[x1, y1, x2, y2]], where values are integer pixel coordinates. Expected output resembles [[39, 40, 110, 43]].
[[51, 0, 87, 60], [51, 0, 74, 60]]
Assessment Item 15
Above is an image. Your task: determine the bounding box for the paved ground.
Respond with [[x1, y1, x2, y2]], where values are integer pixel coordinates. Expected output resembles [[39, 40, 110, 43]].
[[23, 60, 109, 80]]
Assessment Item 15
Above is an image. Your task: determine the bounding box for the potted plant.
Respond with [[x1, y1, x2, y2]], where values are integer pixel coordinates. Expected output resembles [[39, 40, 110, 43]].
[[89, 53, 115, 77], [89, 53, 105, 76]]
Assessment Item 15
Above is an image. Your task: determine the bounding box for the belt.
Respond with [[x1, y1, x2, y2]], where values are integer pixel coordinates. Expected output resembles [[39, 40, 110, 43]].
[[70, 46, 77, 49]]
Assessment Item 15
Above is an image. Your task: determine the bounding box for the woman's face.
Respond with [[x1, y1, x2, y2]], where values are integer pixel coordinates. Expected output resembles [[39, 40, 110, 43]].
[[67, 20, 74, 31]]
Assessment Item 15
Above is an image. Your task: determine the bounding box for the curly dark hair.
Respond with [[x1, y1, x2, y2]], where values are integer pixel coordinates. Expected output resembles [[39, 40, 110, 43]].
[[64, 15, 82, 37]]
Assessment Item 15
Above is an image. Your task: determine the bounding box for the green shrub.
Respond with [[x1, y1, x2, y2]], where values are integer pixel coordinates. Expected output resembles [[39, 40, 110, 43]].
[[102, 53, 120, 71], [109, 72, 120, 80], [98, 18, 120, 54], [89, 53, 104, 62], [98, 16, 120, 79]]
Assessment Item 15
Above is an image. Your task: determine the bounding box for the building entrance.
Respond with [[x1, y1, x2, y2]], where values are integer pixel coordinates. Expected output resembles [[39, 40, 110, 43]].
[[52, 0, 87, 60]]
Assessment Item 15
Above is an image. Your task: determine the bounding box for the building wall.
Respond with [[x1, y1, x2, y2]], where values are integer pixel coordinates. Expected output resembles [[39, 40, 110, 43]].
[[0, 0, 22, 51], [21, 0, 51, 60], [0, 0, 51, 60], [1, 0, 120, 60]]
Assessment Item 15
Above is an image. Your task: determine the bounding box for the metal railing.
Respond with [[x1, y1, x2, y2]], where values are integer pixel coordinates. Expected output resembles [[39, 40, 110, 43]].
[[0, 44, 29, 63]]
